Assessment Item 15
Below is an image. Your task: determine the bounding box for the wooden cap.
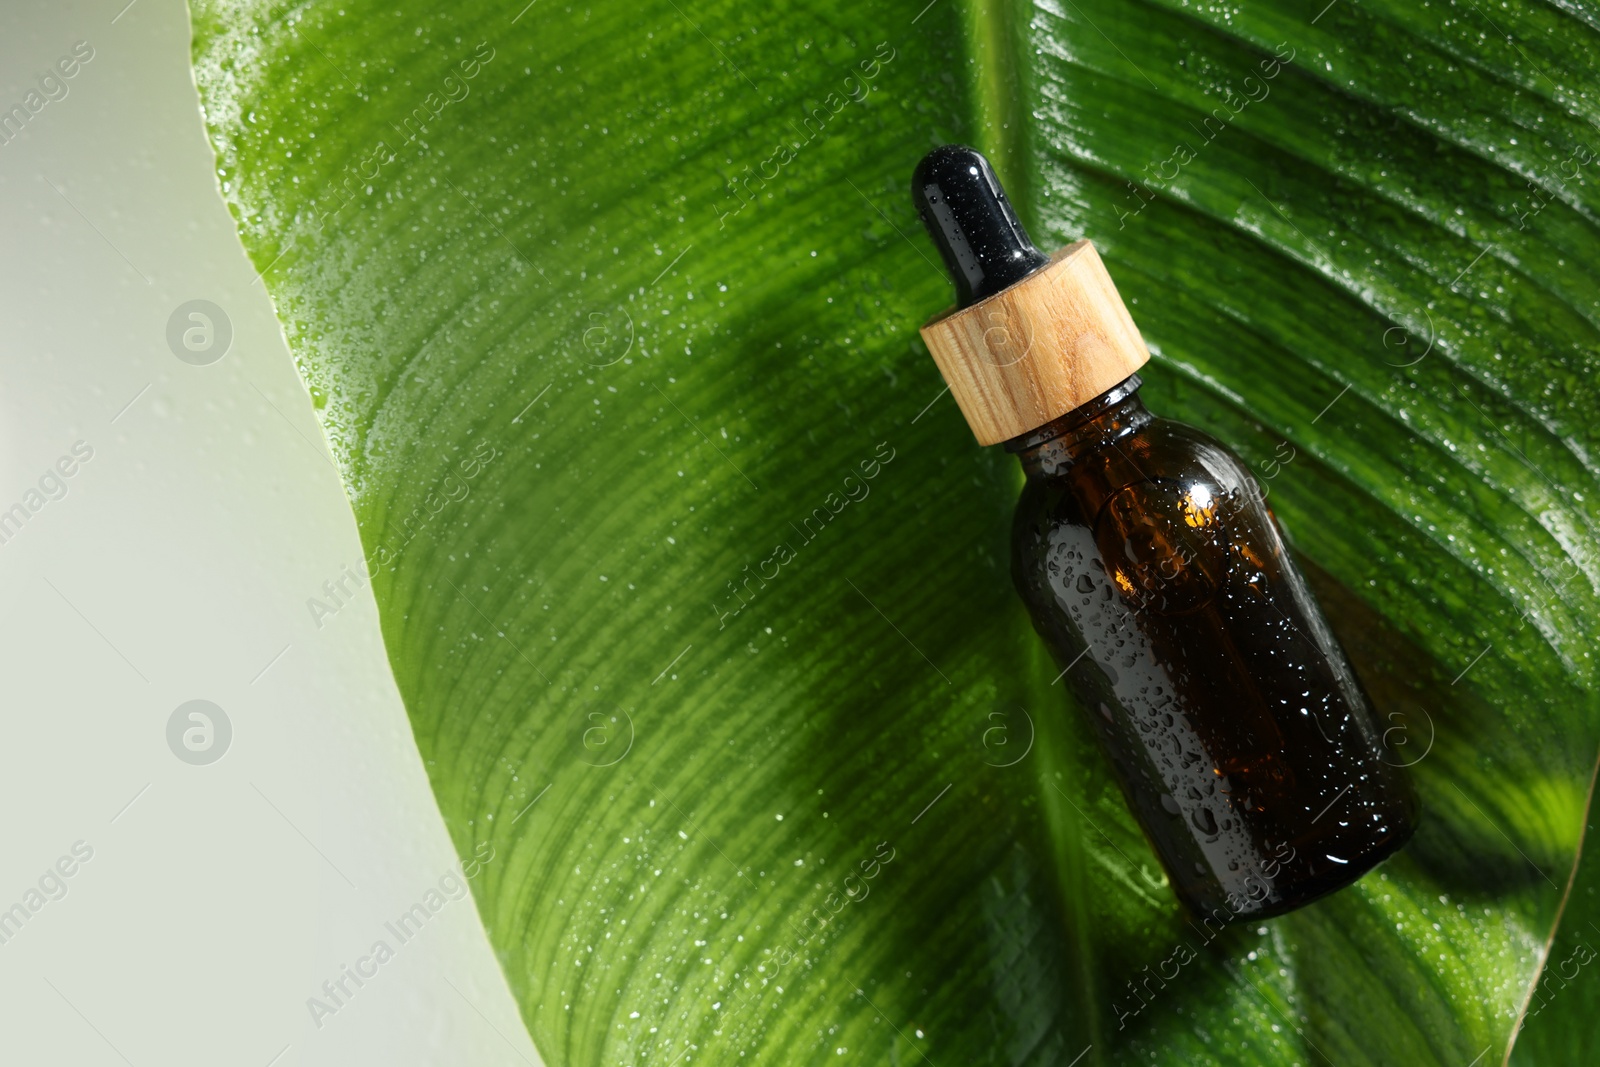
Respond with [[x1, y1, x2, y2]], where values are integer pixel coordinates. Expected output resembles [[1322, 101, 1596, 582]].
[[918, 240, 1150, 445]]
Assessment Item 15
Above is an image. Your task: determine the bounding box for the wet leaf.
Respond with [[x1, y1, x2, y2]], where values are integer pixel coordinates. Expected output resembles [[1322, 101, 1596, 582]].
[[190, 0, 1600, 1062]]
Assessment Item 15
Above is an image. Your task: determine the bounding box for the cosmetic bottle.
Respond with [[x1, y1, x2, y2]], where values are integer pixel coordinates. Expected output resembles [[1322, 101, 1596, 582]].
[[913, 144, 1416, 919]]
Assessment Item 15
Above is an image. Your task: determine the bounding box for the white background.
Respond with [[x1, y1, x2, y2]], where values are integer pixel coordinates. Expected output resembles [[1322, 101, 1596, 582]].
[[0, 1, 542, 1063]]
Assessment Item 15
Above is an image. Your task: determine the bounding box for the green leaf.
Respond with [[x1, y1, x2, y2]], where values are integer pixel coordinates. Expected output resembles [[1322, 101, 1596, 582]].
[[189, 0, 1600, 1062]]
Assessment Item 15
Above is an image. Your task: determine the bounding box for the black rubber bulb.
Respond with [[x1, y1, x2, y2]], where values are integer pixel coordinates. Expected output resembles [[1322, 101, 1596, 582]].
[[912, 144, 1051, 309]]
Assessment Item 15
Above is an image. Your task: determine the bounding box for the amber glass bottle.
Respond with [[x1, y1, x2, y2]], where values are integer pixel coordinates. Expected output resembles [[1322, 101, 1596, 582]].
[[913, 145, 1416, 920]]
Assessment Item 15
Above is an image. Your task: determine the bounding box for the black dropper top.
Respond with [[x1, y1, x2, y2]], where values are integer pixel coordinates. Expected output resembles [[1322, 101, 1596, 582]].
[[912, 144, 1051, 309]]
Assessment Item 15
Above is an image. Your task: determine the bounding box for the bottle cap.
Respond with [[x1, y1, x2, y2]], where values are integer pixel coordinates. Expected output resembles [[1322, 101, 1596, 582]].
[[912, 146, 1149, 445]]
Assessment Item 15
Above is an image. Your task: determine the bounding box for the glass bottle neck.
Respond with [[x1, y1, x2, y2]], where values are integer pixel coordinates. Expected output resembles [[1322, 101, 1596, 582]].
[[1005, 374, 1149, 477]]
